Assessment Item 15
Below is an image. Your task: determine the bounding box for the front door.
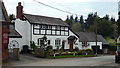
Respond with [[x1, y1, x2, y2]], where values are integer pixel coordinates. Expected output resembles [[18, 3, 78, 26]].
[[69, 40, 74, 51]]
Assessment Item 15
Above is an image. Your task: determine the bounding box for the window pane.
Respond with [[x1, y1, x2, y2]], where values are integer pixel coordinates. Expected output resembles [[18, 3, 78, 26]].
[[52, 31, 55, 35], [61, 31, 64, 35], [55, 38, 61, 46], [34, 29, 39, 34], [56, 31, 60, 35], [61, 26, 65, 30], [57, 26, 60, 30], [65, 32, 68, 35], [41, 30, 45, 34], [65, 27, 68, 30], [52, 26, 55, 29], [41, 25, 46, 29], [47, 26, 52, 29], [34, 25, 39, 28], [47, 30, 51, 34]]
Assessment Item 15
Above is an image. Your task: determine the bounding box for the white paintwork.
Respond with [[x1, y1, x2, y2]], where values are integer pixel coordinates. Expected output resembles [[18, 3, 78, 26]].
[[117, 36, 120, 43], [79, 42, 102, 50], [9, 19, 80, 50], [9, 38, 22, 51], [31, 24, 79, 49], [9, 18, 103, 51], [8, 19, 31, 51]]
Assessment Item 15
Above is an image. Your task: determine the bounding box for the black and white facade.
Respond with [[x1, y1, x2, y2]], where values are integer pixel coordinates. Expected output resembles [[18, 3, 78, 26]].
[[8, 2, 80, 51], [13, 13, 79, 50]]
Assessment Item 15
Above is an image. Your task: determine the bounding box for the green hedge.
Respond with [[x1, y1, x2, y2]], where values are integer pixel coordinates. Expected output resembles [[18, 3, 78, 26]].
[[108, 45, 117, 51]]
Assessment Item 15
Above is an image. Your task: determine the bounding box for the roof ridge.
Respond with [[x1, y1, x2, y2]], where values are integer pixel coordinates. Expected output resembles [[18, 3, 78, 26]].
[[23, 13, 61, 20]]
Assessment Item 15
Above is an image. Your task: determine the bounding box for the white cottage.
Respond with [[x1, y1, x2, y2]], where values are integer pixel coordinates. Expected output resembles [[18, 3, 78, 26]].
[[9, 2, 79, 51], [76, 32, 109, 54]]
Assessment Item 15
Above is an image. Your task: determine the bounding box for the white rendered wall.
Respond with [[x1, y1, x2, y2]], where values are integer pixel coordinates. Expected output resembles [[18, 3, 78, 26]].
[[14, 19, 31, 50], [9, 38, 22, 51], [79, 42, 102, 50], [31, 25, 80, 49], [11, 19, 80, 50], [117, 36, 120, 43], [87, 42, 102, 49]]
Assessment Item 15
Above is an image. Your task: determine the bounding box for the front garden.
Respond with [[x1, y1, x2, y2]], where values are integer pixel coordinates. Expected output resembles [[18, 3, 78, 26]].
[[21, 35, 96, 58]]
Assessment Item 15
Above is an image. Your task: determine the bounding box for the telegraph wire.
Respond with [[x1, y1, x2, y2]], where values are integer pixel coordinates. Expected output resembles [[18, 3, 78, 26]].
[[33, 0, 84, 16], [50, 0, 87, 16]]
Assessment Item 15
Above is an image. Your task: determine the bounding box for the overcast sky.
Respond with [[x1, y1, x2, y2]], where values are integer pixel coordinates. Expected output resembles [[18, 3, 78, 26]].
[[3, 0, 120, 20]]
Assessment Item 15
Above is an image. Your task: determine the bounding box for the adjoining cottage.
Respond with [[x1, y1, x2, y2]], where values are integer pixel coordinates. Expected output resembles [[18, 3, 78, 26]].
[[9, 2, 79, 51], [0, 1, 22, 62], [76, 32, 109, 54]]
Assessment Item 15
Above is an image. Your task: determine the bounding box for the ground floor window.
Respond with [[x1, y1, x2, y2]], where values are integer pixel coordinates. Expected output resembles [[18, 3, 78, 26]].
[[55, 38, 61, 46], [82, 42, 87, 47]]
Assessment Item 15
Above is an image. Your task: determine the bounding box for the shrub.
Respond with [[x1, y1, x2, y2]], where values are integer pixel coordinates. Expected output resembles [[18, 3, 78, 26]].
[[85, 49, 94, 55], [46, 46, 53, 56], [77, 50, 86, 55], [30, 41, 37, 50], [108, 45, 117, 51], [74, 47, 79, 52]]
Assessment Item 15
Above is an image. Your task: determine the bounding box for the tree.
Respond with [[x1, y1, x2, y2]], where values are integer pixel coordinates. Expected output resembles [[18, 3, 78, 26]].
[[9, 14, 15, 21], [69, 15, 74, 26], [75, 16, 78, 23], [79, 15, 85, 31], [65, 15, 69, 24], [88, 18, 114, 37], [71, 22, 82, 32], [85, 13, 94, 29], [79, 15, 84, 24], [103, 14, 109, 20], [111, 17, 116, 24], [40, 35, 48, 48]]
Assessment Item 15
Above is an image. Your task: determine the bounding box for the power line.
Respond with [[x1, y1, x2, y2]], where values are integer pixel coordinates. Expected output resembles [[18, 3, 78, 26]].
[[50, 0, 87, 16], [33, 0, 84, 16]]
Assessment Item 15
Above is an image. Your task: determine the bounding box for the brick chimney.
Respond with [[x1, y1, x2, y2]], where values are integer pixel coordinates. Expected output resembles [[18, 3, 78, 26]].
[[16, 2, 23, 19]]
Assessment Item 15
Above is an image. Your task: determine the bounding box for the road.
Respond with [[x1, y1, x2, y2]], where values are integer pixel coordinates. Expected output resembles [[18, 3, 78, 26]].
[[7, 54, 120, 66]]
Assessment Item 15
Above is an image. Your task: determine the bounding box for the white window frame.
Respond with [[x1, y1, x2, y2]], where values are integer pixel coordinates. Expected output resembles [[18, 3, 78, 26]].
[[55, 38, 61, 46]]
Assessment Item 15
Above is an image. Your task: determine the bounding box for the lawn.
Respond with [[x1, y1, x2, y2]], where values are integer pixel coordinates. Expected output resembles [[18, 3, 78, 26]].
[[47, 55, 96, 59]]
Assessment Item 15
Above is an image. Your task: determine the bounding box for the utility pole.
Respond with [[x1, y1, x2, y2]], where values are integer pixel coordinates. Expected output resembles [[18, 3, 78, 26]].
[[95, 21, 98, 56]]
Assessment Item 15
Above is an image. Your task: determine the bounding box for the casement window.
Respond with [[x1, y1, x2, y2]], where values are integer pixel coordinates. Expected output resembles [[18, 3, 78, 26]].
[[33, 24, 69, 36], [55, 38, 61, 46], [82, 42, 87, 47], [41, 25, 46, 29], [47, 26, 52, 29], [82, 42, 86, 46]]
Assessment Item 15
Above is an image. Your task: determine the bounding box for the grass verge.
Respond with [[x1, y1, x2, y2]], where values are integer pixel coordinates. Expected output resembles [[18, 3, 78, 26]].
[[47, 55, 96, 59]]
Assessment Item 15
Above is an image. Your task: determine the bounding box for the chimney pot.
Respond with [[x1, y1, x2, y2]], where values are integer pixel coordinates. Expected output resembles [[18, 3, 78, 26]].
[[16, 2, 23, 19]]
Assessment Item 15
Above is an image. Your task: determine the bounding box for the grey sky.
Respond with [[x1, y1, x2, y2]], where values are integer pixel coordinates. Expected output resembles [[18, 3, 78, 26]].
[[3, 0, 119, 20]]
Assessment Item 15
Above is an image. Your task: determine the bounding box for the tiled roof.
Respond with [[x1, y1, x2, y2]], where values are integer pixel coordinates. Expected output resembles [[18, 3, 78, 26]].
[[0, 1, 22, 38], [24, 13, 69, 26], [9, 24, 22, 38], [0, 1, 10, 21], [76, 32, 99, 42], [97, 35, 109, 45], [76, 32, 109, 44]]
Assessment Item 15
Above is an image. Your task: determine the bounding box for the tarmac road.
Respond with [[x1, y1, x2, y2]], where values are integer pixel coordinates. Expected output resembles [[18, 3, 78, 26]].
[[8, 54, 120, 66]]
